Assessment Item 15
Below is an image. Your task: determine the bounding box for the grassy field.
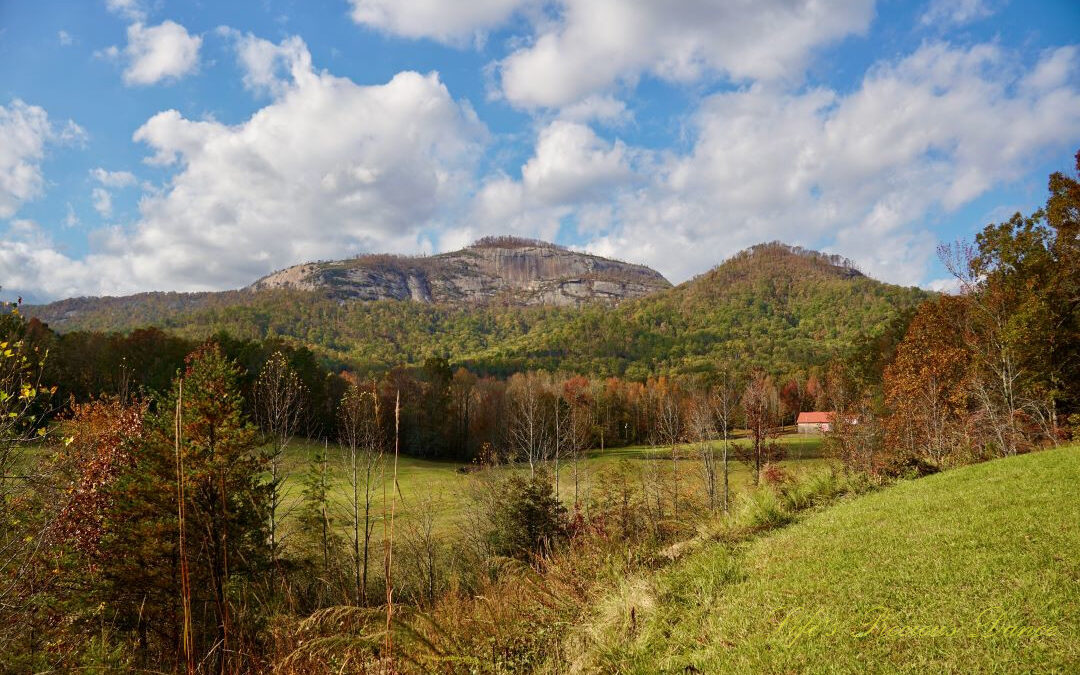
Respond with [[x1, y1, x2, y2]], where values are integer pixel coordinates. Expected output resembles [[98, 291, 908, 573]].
[[273, 433, 828, 537], [572, 445, 1080, 673]]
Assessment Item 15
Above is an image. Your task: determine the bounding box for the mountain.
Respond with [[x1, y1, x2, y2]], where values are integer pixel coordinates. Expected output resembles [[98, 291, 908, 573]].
[[28, 237, 671, 332], [250, 236, 671, 306], [26, 241, 929, 377], [465, 242, 929, 376]]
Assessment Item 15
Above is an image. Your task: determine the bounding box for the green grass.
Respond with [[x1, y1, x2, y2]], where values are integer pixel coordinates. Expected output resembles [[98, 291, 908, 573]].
[[273, 434, 827, 538], [572, 445, 1080, 673]]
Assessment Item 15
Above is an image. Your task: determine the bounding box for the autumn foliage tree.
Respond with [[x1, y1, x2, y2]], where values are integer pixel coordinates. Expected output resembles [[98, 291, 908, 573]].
[[885, 150, 1080, 463], [883, 296, 975, 466]]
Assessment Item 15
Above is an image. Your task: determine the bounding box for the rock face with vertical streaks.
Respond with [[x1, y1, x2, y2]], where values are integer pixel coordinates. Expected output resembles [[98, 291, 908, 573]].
[[247, 236, 671, 306]]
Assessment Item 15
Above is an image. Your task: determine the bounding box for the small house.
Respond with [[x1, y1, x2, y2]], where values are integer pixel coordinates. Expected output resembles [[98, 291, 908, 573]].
[[797, 411, 836, 433]]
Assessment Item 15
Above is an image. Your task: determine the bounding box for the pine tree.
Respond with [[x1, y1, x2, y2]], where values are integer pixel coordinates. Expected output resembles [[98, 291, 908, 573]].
[[100, 342, 269, 672]]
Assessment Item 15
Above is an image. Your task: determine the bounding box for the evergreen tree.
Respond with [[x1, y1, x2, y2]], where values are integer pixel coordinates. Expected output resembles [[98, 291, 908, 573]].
[[100, 342, 269, 672]]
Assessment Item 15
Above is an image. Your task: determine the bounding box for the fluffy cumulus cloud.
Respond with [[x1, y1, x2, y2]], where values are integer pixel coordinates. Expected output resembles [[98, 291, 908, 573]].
[[0, 220, 98, 303], [225, 30, 312, 97], [466, 120, 631, 242], [575, 43, 1080, 285], [348, 0, 529, 44], [8, 36, 486, 299], [120, 21, 202, 86], [0, 100, 85, 219], [346, 0, 874, 109], [497, 0, 875, 108]]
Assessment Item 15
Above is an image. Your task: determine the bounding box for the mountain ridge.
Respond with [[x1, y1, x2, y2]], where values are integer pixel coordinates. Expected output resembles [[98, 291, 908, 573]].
[[25, 241, 929, 378], [28, 237, 672, 328]]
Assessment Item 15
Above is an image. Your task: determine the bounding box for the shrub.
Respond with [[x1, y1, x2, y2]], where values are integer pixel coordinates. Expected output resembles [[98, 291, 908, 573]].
[[491, 470, 568, 561]]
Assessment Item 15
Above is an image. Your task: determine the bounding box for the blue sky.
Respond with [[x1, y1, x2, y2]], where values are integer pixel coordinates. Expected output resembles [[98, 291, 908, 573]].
[[1, 0, 1078, 302]]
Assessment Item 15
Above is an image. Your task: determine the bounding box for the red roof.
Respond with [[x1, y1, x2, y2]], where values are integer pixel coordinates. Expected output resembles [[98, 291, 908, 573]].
[[797, 412, 835, 424]]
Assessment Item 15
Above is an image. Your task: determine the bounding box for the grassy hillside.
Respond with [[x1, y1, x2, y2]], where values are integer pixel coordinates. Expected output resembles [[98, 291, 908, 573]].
[[571, 446, 1080, 673], [28, 243, 928, 376]]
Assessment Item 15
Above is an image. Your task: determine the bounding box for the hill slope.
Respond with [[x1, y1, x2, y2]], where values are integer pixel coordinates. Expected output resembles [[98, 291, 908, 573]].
[[575, 447, 1080, 673], [26, 242, 928, 376], [468, 243, 928, 376]]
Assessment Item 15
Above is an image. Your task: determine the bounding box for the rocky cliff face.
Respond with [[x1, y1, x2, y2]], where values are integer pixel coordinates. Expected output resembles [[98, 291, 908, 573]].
[[249, 237, 671, 306]]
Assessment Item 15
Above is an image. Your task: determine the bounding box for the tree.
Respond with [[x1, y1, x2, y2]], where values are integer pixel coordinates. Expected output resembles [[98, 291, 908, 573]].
[[337, 381, 384, 605], [742, 372, 782, 485], [685, 389, 718, 512], [0, 300, 54, 607], [399, 491, 444, 606], [883, 298, 974, 466], [253, 351, 306, 562], [778, 378, 802, 426], [508, 372, 551, 476], [491, 471, 567, 561], [712, 374, 739, 513], [100, 342, 269, 672], [652, 378, 683, 519], [297, 441, 339, 608], [561, 376, 594, 507]]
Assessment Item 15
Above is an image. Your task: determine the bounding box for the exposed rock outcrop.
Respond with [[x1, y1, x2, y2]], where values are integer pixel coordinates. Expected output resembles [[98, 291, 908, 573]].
[[248, 237, 671, 306]]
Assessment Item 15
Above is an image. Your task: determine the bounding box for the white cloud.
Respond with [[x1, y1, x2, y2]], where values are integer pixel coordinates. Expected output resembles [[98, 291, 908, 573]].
[[521, 120, 632, 203], [120, 21, 202, 86], [223, 30, 311, 97], [927, 276, 965, 294], [920, 0, 997, 27], [578, 42, 1080, 286], [7, 36, 487, 299], [0, 100, 85, 219], [469, 120, 632, 239], [90, 168, 137, 187], [105, 0, 146, 22], [0, 221, 98, 302], [498, 0, 875, 108], [91, 187, 113, 217], [557, 95, 631, 126], [349, 0, 529, 45], [58, 30, 73, 46]]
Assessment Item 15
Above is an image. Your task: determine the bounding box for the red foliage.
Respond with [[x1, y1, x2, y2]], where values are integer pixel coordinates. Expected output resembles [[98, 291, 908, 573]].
[[760, 463, 792, 486], [50, 398, 146, 559]]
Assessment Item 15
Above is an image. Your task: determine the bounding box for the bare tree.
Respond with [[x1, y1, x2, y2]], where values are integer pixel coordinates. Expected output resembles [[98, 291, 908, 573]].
[[743, 372, 781, 485], [399, 491, 444, 606], [652, 380, 683, 519], [561, 381, 594, 508], [713, 374, 739, 513], [685, 390, 718, 512], [336, 382, 384, 605], [253, 352, 306, 561], [508, 372, 551, 476], [940, 242, 1025, 456]]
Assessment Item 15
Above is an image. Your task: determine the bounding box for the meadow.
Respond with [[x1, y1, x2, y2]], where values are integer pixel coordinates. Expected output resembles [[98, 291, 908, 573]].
[[273, 432, 828, 539]]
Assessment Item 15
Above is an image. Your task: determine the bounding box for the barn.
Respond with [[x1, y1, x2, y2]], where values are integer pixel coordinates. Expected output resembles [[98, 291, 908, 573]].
[[797, 411, 836, 433]]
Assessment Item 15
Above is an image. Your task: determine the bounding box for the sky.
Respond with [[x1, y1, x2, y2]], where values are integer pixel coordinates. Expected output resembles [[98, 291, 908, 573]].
[[1, 0, 1079, 303]]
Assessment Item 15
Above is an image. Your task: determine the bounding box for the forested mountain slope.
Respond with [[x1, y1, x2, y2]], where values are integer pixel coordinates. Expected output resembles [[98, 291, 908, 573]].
[[27, 242, 928, 377]]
